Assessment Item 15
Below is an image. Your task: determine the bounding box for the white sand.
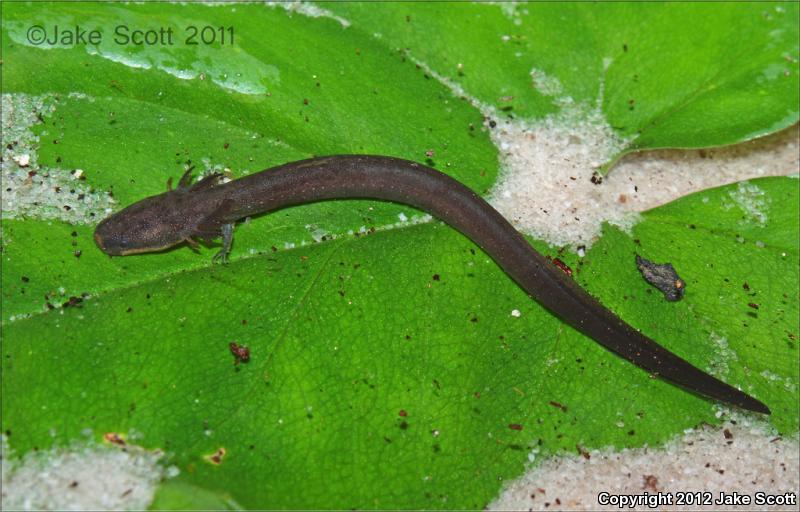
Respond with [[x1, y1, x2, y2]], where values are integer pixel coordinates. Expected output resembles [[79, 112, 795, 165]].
[[488, 118, 798, 249], [490, 417, 799, 511], [1, 93, 116, 225], [0, 435, 169, 511]]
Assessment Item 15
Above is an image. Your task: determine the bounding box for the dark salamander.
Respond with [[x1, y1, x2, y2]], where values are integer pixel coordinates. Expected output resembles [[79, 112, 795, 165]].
[[94, 155, 769, 414]]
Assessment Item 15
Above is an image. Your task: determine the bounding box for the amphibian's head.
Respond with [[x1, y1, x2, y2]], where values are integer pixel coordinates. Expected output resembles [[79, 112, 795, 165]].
[[95, 172, 226, 257], [94, 192, 189, 256]]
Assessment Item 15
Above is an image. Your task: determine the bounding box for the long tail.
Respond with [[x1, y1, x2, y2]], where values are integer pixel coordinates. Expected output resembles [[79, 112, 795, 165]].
[[229, 155, 770, 414]]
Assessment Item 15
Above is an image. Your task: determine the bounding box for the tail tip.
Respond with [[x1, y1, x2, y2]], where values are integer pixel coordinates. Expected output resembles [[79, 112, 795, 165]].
[[741, 396, 771, 415]]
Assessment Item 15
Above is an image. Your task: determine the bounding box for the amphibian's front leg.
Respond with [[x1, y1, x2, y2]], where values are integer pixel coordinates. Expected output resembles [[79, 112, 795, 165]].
[[212, 223, 235, 264]]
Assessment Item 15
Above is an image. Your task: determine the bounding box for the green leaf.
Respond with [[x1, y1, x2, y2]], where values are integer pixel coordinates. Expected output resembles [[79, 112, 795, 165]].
[[2, 2, 797, 510], [3, 177, 797, 508], [328, 2, 799, 163]]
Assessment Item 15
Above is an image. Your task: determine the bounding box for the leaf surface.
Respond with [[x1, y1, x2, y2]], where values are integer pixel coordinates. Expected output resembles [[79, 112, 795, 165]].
[[1, 3, 797, 509], [329, 2, 799, 163]]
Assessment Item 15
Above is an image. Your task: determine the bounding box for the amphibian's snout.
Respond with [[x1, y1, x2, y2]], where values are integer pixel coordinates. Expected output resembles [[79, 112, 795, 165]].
[[93, 230, 107, 253], [93, 216, 132, 256]]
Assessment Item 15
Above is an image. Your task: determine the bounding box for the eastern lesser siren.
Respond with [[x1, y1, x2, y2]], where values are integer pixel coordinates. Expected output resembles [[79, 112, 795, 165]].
[[93, 155, 770, 414]]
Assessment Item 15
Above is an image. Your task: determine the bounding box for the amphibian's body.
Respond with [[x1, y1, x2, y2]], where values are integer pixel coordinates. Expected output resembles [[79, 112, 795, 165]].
[[94, 155, 769, 414]]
